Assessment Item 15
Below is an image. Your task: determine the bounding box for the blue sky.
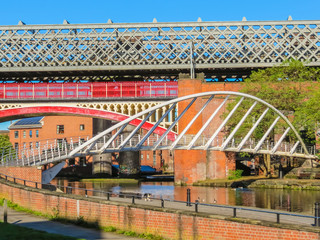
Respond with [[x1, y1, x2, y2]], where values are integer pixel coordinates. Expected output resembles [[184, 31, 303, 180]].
[[0, 0, 319, 130], [1, 0, 320, 25]]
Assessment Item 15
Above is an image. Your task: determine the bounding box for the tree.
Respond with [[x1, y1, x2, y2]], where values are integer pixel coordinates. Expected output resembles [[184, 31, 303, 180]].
[[223, 59, 320, 176], [225, 59, 320, 144], [0, 134, 14, 158]]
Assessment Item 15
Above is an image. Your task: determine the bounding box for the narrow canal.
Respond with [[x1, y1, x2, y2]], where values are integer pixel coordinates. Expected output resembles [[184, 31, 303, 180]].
[[52, 178, 320, 215]]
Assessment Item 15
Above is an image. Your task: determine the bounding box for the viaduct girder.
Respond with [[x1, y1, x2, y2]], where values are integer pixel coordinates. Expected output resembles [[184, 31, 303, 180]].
[[0, 20, 320, 81]]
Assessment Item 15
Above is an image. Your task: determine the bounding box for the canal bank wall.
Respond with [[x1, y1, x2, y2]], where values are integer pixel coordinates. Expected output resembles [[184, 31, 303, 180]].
[[0, 179, 319, 239], [194, 178, 320, 190]]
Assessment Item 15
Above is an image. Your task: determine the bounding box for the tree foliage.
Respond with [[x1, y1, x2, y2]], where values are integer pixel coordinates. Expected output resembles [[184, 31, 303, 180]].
[[225, 59, 320, 144], [0, 135, 11, 148], [0, 134, 14, 157]]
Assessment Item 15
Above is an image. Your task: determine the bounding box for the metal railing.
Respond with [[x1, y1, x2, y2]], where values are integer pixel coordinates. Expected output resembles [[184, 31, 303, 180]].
[[0, 133, 316, 167], [0, 81, 178, 100], [0, 172, 319, 227]]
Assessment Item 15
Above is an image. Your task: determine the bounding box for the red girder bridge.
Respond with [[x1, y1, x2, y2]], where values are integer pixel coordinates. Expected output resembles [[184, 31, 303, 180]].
[[0, 81, 178, 127]]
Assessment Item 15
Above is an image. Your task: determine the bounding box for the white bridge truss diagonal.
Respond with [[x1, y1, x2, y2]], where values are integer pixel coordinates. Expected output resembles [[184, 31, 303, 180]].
[[0, 91, 316, 168]]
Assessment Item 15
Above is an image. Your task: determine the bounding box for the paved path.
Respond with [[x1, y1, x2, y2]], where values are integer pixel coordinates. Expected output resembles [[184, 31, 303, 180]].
[[0, 194, 317, 240], [0, 206, 141, 240]]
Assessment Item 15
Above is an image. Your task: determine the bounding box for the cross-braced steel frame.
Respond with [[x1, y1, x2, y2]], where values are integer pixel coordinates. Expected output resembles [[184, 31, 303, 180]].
[[0, 20, 320, 81]]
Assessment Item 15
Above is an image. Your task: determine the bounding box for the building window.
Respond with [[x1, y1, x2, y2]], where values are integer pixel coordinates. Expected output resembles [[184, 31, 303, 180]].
[[23, 142, 26, 149], [80, 124, 85, 131], [29, 142, 33, 149], [57, 125, 64, 134], [23, 130, 26, 138], [14, 131, 18, 139], [29, 130, 32, 138], [153, 151, 156, 166], [36, 130, 39, 138], [14, 143, 18, 151], [35, 142, 39, 148], [141, 154, 144, 159], [147, 154, 149, 160]]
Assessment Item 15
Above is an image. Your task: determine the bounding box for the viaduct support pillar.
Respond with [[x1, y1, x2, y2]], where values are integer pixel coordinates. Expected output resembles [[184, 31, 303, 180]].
[[92, 119, 113, 177], [175, 74, 236, 184], [118, 125, 140, 178]]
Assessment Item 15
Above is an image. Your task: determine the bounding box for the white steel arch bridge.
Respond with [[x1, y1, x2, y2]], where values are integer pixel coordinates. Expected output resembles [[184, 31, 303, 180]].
[[0, 91, 316, 182]]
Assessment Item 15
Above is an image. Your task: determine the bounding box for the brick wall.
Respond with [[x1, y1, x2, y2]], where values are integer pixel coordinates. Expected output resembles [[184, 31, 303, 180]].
[[173, 79, 241, 184], [0, 180, 318, 240], [0, 166, 41, 188], [9, 115, 93, 158]]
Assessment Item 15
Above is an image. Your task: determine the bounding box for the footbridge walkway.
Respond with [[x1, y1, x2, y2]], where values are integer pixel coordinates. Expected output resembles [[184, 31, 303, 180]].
[[0, 92, 317, 183]]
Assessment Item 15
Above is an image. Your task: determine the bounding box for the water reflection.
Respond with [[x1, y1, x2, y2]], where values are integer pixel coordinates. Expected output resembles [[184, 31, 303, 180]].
[[51, 178, 320, 215]]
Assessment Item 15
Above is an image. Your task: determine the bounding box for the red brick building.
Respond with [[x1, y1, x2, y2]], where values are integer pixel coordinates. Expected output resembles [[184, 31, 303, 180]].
[[8, 116, 93, 164]]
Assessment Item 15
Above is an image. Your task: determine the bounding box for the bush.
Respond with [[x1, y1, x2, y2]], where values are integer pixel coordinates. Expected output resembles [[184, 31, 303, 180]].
[[228, 170, 243, 180]]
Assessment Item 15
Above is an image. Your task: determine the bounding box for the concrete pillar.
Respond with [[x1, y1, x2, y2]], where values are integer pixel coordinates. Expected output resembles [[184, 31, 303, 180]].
[[92, 119, 113, 176], [118, 125, 140, 178]]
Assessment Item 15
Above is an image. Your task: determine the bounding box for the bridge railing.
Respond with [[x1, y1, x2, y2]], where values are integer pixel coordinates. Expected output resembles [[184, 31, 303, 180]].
[[0, 133, 316, 167], [0, 135, 91, 166], [0, 81, 178, 100]]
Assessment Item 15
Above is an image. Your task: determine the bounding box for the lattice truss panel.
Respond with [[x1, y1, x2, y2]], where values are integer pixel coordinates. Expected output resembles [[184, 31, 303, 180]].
[[0, 20, 319, 71], [76, 101, 176, 127], [0, 101, 175, 126]]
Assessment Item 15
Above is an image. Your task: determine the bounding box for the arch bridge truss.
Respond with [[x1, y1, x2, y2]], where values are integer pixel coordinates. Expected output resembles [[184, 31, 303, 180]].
[[1, 92, 316, 169], [1, 20, 320, 81]]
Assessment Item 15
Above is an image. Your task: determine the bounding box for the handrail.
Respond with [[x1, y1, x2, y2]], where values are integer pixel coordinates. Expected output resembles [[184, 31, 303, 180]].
[[0, 172, 318, 227], [0, 82, 178, 100]]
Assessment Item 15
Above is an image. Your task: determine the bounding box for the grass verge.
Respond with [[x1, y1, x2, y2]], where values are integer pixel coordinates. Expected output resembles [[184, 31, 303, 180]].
[[0, 222, 83, 240], [0, 198, 166, 240]]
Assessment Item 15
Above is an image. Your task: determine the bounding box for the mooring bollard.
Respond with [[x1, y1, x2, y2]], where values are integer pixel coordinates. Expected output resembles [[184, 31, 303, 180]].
[[3, 199, 7, 223], [186, 188, 191, 207], [195, 200, 199, 213]]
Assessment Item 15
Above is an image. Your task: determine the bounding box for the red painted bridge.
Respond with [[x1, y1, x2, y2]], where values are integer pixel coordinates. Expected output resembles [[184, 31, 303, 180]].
[[0, 81, 178, 100]]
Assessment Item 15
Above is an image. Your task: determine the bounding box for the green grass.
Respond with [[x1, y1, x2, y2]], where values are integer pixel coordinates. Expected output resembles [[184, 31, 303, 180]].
[[193, 175, 266, 186], [0, 199, 166, 240], [101, 226, 166, 240], [0, 222, 84, 240]]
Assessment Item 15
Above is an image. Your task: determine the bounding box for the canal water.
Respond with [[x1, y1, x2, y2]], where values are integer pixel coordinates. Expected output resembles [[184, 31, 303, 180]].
[[53, 179, 320, 215]]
